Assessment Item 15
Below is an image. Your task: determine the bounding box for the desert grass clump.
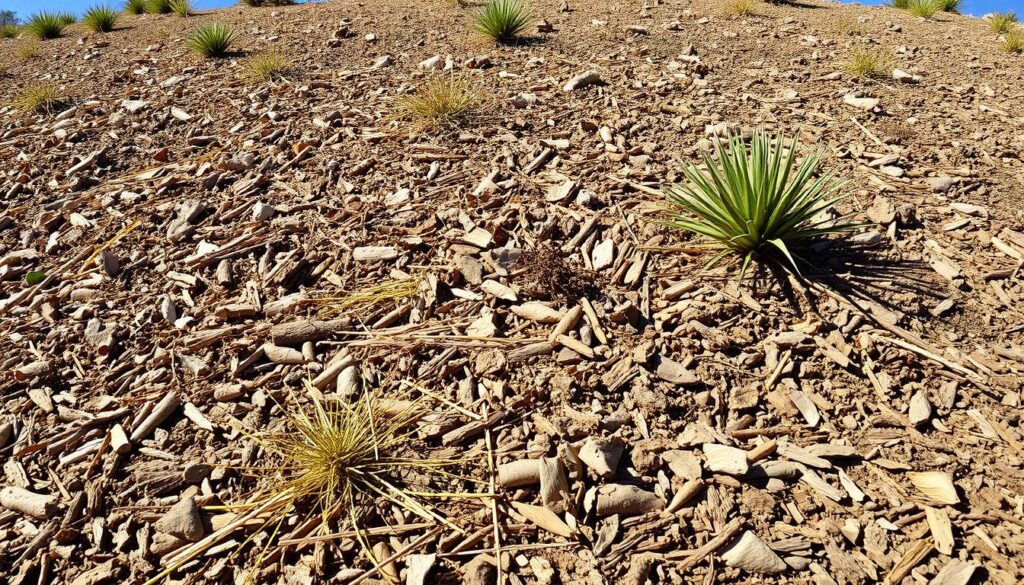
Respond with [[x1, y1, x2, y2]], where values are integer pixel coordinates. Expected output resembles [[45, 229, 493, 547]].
[[187, 23, 237, 57], [663, 130, 858, 277], [170, 0, 193, 16], [725, 0, 757, 16], [9, 83, 63, 114], [56, 12, 78, 25], [905, 0, 939, 18], [989, 12, 1017, 34], [242, 50, 291, 82], [145, 0, 173, 14], [83, 6, 118, 32], [124, 0, 147, 14], [843, 47, 893, 79], [1, 24, 19, 39], [25, 13, 67, 39], [473, 0, 532, 44], [934, 0, 959, 12], [399, 75, 480, 128], [143, 387, 469, 585], [17, 40, 41, 60], [1003, 29, 1024, 53]]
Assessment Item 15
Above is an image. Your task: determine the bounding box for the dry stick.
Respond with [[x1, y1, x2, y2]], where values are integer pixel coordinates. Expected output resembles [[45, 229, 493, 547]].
[[661, 517, 744, 571], [484, 402, 503, 585], [349, 526, 443, 585], [0, 245, 94, 317]]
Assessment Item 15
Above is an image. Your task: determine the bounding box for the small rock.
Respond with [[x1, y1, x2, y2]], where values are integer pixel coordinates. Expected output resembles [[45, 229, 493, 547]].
[[926, 176, 958, 193], [908, 390, 932, 426], [578, 437, 625, 477], [702, 443, 749, 476], [563, 70, 603, 92], [154, 496, 204, 542]]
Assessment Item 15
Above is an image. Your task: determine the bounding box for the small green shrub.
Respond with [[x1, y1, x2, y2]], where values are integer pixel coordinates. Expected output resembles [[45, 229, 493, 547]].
[[25, 12, 67, 39], [905, 0, 939, 18], [663, 131, 858, 277], [989, 13, 1017, 34], [243, 50, 290, 82], [843, 47, 893, 79], [0, 25, 19, 39], [56, 12, 78, 25], [9, 83, 63, 114], [473, 0, 532, 44], [83, 6, 118, 32], [1004, 29, 1024, 53], [146, 0, 173, 14], [124, 0, 147, 14], [188, 23, 237, 57], [170, 0, 193, 16]]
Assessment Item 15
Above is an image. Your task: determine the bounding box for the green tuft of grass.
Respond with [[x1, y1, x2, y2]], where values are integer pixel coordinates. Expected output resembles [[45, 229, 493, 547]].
[[662, 130, 859, 278], [1, 25, 19, 39], [473, 0, 533, 44], [243, 50, 291, 82], [170, 0, 193, 16], [124, 0, 147, 14], [83, 6, 118, 32], [934, 0, 959, 12], [145, 0, 173, 14], [843, 47, 893, 79], [989, 12, 1017, 34], [399, 75, 480, 128], [905, 0, 939, 18], [56, 12, 78, 25], [9, 83, 64, 114], [1003, 29, 1024, 53], [25, 12, 67, 39], [187, 22, 237, 57]]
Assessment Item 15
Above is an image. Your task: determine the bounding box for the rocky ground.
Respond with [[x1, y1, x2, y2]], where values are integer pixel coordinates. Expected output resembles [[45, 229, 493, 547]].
[[1, 0, 1023, 584]]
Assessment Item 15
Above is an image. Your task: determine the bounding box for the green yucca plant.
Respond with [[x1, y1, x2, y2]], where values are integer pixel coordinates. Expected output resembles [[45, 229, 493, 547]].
[[663, 131, 859, 277], [170, 0, 193, 16], [934, 0, 959, 12], [473, 0, 533, 43], [25, 13, 67, 39], [989, 13, 1017, 34], [905, 0, 939, 18], [1, 25, 19, 39], [124, 0, 147, 14], [56, 12, 78, 25], [146, 0, 173, 14], [83, 6, 118, 32], [1004, 29, 1024, 53], [188, 23, 237, 57]]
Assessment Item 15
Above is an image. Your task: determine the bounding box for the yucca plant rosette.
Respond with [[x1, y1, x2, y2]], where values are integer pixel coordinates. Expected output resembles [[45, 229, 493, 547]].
[[662, 130, 861, 278]]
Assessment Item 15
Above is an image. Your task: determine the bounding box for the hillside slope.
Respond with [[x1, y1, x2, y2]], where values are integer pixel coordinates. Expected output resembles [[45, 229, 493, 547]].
[[1, 1, 1023, 584]]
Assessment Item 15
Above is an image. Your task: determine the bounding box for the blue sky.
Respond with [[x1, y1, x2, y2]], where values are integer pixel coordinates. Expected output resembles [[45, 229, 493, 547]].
[[1, 0, 1021, 22]]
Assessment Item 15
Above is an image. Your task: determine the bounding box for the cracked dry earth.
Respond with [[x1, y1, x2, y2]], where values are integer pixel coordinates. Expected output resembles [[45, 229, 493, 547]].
[[2, 0, 1024, 584]]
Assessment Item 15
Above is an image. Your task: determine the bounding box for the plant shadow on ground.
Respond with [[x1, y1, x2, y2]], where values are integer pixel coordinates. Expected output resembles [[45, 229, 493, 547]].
[[757, 240, 949, 320]]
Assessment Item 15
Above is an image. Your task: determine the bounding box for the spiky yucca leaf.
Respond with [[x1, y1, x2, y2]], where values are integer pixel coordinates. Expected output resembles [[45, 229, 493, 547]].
[[989, 12, 1017, 34], [187, 22, 237, 57], [25, 13, 67, 39], [170, 0, 193, 16], [9, 83, 63, 114], [473, 0, 532, 43], [399, 75, 479, 128], [83, 6, 118, 32], [124, 0, 147, 14], [145, 0, 173, 14], [905, 0, 939, 18], [663, 131, 859, 277]]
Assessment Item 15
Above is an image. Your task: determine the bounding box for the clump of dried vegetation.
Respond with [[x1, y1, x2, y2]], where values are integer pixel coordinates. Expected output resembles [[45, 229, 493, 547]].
[[725, 0, 757, 16], [473, 0, 532, 44], [9, 83, 64, 114], [1003, 28, 1024, 53], [843, 47, 893, 79], [988, 12, 1017, 34], [399, 74, 480, 128], [243, 50, 291, 82], [663, 130, 858, 278]]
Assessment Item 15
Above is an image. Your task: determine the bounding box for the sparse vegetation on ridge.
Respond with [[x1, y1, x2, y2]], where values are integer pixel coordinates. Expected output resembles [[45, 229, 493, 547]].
[[0, 24, 19, 39], [187, 22, 237, 57], [473, 0, 532, 44], [905, 0, 939, 18], [989, 12, 1017, 34], [83, 6, 119, 32], [145, 0, 173, 14], [663, 130, 858, 278], [1003, 29, 1024, 53], [170, 0, 194, 16], [124, 0, 147, 14]]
